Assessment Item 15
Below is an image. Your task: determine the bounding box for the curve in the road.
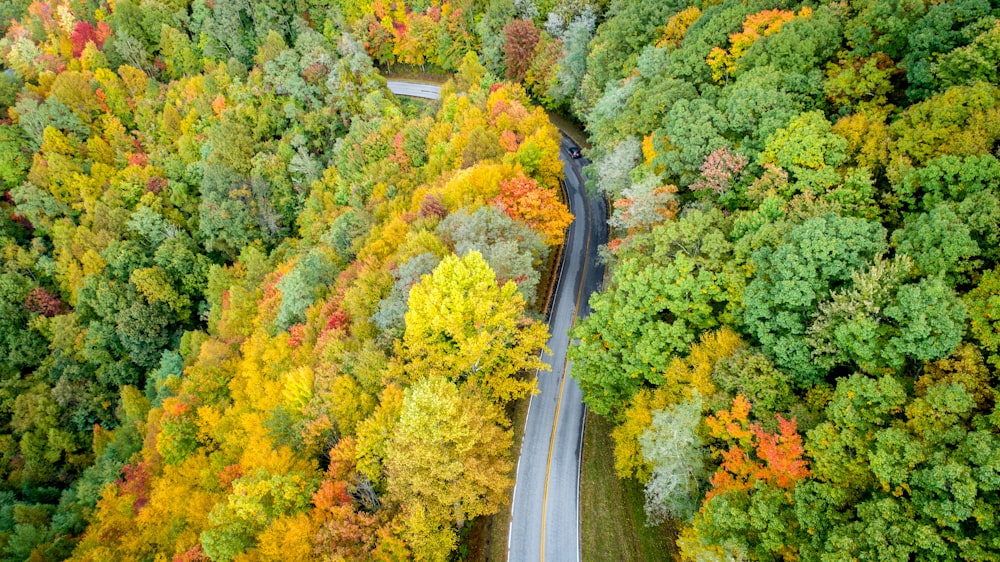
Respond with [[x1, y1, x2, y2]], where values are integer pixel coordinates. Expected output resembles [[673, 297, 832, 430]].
[[508, 135, 606, 562], [385, 79, 607, 562]]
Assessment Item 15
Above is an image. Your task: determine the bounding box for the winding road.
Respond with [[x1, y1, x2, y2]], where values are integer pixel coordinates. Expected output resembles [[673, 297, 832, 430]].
[[387, 80, 607, 562]]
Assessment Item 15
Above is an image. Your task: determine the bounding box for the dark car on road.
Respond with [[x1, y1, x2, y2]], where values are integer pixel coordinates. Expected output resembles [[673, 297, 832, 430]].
[[569, 146, 583, 159]]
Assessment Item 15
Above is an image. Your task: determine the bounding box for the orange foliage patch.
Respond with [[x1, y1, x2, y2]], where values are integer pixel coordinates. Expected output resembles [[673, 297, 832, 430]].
[[218, 463, 245, 490], [706, 8, 812, 81], [705, 396, 810, 500], [492, 174, 573, 246]]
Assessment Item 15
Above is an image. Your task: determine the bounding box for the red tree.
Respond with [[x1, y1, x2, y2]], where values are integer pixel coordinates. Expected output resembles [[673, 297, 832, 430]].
[[705, 396, 810, 500], [24, 286, 66, 317], [70, 20, 107, 57], [503, 19, 541, 81]]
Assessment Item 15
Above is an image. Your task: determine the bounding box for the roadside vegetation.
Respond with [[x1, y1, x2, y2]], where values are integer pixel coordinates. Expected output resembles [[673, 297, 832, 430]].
[[3, 0, 1000, 560], [581, 411, 677, 562]]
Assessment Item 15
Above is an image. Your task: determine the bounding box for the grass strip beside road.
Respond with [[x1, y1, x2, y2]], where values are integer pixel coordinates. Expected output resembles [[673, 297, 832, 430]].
[[382, 64, 452, 82], [580, 411, 678, 562], [546, 111, 590, 150]]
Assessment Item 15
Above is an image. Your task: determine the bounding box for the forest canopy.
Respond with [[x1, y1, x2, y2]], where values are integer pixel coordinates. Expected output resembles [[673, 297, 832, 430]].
[[0, 1, 568, 560], [557, 0, 1000, 559], [2, 0, 1000, 560]]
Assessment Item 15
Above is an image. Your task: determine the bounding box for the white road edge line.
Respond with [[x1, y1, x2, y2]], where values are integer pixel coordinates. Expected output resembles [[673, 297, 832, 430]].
[[385, 81, 591, 562], [507, 140, 576, 562]]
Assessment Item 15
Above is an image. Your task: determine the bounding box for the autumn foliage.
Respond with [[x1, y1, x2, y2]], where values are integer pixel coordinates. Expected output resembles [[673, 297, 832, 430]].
[[705, 396, 810, 500], [706, 8, 813, 81], [0, 0, 575, 558], [5, 0, 1000, 559], [494, 174, 574, 245]]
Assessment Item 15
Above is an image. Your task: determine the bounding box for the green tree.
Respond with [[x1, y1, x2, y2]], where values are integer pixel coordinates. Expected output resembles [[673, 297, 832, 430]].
[[476, 0, 517, 75], [893, 154, 1000, 211], [653, 98, 728, 187], [0, 272, 47, 378], [759, 111, 847, 193], [198, 164, 264, 256], [718, 65, 818, 157], [809, 255, 966, 374], [900, 0, 993, 101], [0, 125, 31, 189], [275, 250, 335, 332], [933, 20, 1000, 89], [791, 366, 1000, 561], [966, 266, 1000, 368], [579, 0, 686, 111], [710, 347, 795, 421], [843, 0, 927, 60], [888, 82, 1000, 169], [201, 469, 318, 561], [891, 204, 980, 283], [742, 214, 887, 386], [549, 7, 595, 109], [570, 208, 739, 418]]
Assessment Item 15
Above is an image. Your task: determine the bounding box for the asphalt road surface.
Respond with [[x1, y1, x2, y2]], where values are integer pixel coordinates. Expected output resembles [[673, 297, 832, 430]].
[[385, 80, 607, 562], [507, 136, 606, 562], [386, 80, 442, 99]]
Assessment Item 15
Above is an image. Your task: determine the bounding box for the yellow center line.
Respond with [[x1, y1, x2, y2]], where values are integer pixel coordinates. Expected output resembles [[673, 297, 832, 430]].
[[539, 163, 593, 562]]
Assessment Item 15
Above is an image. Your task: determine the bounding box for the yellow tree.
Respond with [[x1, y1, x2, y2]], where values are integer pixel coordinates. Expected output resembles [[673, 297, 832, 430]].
[[356, 385, 405, 485], [400, 251, 548, 404], [386, 376, 514, 561]]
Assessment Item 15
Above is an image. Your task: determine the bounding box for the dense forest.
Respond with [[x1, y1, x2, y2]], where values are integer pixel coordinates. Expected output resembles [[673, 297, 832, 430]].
[[0, 1, 571, 560], [559, 0, 1000, 560], [1, 0, 1000, 560]]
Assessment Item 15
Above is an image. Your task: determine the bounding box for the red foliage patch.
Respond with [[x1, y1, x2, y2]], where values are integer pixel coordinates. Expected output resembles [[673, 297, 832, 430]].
[[146, 176, 168, 194], [325, 309, 350, 333], [503, 19, 541, 81], [24, 286, 66, 317], [172, 544, 207, 562], [288, 323, 308, 347], [70, 21, 97, 58], [313, 479, 353, 511], [390, 131, 410, 169], [118, 462, 152, 513]]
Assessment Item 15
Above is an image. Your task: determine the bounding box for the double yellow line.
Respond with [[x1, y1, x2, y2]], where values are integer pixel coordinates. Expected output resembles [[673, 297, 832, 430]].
[[538, 158, 593, 562]]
